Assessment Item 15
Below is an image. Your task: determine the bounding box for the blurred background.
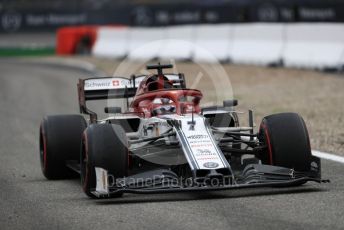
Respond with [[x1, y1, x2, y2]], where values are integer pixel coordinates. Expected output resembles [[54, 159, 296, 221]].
[[1, 0, 344, 60]]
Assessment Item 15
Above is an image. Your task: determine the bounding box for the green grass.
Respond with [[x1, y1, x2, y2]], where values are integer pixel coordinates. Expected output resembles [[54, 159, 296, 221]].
[[0, 47, 55, 57]]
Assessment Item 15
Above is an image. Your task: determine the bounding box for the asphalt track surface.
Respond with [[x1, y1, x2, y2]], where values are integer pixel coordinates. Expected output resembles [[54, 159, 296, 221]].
[[0, 59, 343, 230]]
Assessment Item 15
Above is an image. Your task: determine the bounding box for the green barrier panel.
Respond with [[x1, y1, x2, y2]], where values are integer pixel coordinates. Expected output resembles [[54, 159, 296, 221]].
[[0, 47, 55, 57]]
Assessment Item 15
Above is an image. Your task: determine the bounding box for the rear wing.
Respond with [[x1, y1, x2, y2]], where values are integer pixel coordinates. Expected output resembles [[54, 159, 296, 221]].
[[78, 77, 137, 122], [79, 77, 138, 101], [77, 74, 185, 122]]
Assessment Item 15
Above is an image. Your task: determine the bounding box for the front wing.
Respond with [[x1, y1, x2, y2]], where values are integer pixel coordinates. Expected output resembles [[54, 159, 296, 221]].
[[91, 161, 328, 198]]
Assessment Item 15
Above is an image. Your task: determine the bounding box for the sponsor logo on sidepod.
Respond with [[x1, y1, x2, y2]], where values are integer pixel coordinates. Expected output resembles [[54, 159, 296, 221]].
[[203, 162, 219, 168]]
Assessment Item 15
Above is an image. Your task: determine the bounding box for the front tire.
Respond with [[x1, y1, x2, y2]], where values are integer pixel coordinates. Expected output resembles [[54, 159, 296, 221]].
[[258, 113, 312, 172], [81, 124, 128, 198]]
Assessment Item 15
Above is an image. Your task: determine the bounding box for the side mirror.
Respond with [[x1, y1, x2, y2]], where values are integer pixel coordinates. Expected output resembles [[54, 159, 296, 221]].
[[104, 107, 122, 114], [223, 99, 238, 107]]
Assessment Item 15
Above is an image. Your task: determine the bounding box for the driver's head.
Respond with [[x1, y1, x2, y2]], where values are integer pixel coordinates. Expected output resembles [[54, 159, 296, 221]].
[[161, 98, 170, 104]]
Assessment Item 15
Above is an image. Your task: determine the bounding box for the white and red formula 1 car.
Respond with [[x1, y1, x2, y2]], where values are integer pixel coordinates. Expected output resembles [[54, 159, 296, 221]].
[[39, 63, 326, 198]]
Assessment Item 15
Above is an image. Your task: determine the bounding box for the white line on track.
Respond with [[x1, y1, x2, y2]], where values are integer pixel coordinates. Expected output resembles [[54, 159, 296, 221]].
[[312, 150, 344, 164]]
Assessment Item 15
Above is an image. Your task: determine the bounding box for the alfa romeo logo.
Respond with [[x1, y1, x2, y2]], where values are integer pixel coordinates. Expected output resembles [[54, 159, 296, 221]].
[[203, 162, 219, 169], [1, 12, 22, 32]]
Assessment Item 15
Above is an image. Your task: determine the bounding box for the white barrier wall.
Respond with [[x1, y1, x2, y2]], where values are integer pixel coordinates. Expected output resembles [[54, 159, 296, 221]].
[[158, 25, 195, 60], [92, 27, 129, 58], [283, 23, 344, 69], [128, 27, 166, 60], [230, 23, 284, 65], [91, 23, 344, 71], [193, 24, 232, 62]]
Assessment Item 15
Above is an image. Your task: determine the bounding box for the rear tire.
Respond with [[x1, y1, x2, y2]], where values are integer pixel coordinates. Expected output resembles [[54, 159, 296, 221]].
[[81, 124, 128, 198], [39, 115, 87, 179], [258, 113, 312, 172]]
